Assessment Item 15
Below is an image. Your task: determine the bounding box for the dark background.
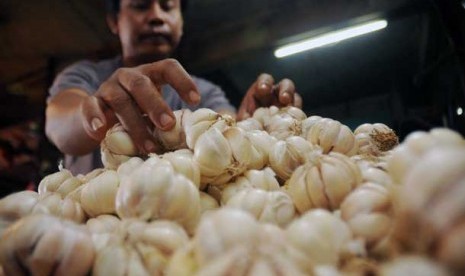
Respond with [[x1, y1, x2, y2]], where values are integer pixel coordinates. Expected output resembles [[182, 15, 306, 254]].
[[1, 0, 465, 195]]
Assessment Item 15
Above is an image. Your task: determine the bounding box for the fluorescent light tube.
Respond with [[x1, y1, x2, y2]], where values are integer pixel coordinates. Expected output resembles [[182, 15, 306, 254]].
[[274, 19, 388, 58]]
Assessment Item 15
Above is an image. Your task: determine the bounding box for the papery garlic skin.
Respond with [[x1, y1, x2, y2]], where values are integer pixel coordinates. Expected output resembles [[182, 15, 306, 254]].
[[216, 168, 280, 205], [116, 156, 144, 181], [87, 214, 121, 234], [393, 147, 465, 272], [227, 188, 296, 227], [184, 108, 235, 150], [286, 152, 362, 213], [80, 170, 120, 217], [161, 149, 201, 189], [387, 128, 465, 184], [341, 183, 392, 246], [286, 209, 353, 272], [38, 169, 82, 198], [0, 215, 95, 276], [303, 117, 358, 156], [77, 168, 106, 183], [153, 109, 191, 151], [115, 157, 200, 234], [199, 192, 219, 215], [101, 123, 139, 170], [354, 123, 398, 156], [269, 136, 319, 181], [267, 113, 303, 140], [244, 130, 278, 169], [252, 106, 280, 127]]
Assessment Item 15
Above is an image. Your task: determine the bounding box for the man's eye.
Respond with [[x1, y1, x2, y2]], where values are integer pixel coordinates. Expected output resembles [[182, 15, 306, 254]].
[[130, 0, 150, 10], [160, 0, 175, 10]]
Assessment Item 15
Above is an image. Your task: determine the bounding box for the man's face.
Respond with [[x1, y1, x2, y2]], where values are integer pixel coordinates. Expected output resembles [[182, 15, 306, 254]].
[[116, 0, 183, 62]]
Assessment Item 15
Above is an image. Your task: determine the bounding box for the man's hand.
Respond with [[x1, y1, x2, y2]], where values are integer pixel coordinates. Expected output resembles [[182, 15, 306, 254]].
[[237, 73, 302, 121], [80, 59, 200, 154]]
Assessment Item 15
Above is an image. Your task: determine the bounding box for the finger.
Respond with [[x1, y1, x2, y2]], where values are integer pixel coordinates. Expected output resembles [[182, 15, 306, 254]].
[[254, 73, 275, 102], [294, 92, 303, 108], [117, 69, 176, 131], [139, 59, 200, 105], [98, 81, 162, 154], [276, 78, 295, 106], [80, 96, 110, 141]]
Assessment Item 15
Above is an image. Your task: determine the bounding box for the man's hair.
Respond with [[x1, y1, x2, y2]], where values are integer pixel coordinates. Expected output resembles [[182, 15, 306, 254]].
[[105, 0, 188, 15]]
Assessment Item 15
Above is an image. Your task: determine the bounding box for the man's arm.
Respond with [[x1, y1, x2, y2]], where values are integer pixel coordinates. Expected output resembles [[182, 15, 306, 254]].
[[46, 88, 102, 156]]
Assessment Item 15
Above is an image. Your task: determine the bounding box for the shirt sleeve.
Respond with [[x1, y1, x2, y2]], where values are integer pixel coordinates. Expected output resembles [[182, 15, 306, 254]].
[[48, 60, 100, 102], [195, 77, 236, 113]]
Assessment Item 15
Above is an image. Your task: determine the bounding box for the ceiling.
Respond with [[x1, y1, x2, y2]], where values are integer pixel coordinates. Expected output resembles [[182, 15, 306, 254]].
[[1, 0, 464, 135]]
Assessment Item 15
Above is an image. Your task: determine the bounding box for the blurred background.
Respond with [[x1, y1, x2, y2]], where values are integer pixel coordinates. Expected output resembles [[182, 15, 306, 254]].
[[0, 0, 465, 195]]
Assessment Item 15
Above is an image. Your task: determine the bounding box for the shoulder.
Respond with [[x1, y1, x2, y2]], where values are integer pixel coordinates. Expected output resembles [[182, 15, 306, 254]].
[[60, 56, 120, 77]]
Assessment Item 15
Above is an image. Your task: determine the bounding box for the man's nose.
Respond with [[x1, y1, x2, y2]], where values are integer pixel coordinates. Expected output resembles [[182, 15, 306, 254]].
[[147, 2, 165, 26]]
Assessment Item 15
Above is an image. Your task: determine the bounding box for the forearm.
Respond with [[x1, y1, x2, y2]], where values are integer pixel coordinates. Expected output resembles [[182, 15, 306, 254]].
[[45, 89, 100, 156]]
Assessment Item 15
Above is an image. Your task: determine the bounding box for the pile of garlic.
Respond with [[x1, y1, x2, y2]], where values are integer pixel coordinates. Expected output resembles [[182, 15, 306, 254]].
[[1, 106, 464, 276]]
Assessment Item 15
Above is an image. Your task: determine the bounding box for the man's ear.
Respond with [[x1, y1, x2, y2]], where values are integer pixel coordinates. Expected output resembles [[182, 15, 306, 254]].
[[106, 14, 119, 35]]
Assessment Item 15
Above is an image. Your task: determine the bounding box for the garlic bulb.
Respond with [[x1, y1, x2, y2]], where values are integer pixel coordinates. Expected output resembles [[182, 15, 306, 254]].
[[32, 192, 87, 223], [380, 256, 450, 276], [115, 156, 200, 234], [393, 147, 465, 272], [387, 128, 465, 184], [80, 170, 120, 217], [252, 106, 280, 127], [38, 169, 82, 198], [87, 214, 121, 234], [167, 208, 304, 276], [116, 156, 144, 181], [0, 191, 39, 234], [244, 130, 278, 169], [236, 117, 264, 131], [302, 117, 358, 156], [354, 123, 398, 156], [286, 152, 362, 213], [101, 123, 139, 170], [226, 188, 296, 227], [0, 215, 95, 276], [161, 149, 201, 189], [153, 109, 191, 151], [77, 168, 106, 183], [214, 167, 280, 205], [286, 209, 354, 273], [194, 126, 264, 185], [184, 108, 235, 150], [341, 183, 393, 247], [93, 219, 189, 276], [269, 136, 320, 181], [267, 113, 303, 140]]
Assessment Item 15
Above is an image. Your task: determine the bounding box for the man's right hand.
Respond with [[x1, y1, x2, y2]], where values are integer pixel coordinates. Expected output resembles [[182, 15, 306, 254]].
[[80, 59, 200, 154]]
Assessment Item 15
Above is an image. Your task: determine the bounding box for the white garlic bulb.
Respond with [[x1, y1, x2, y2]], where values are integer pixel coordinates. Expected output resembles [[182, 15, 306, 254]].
[[115, 156, 200, 234], [161, 149, 201, 189], [87, 214, 121, 234], [244, 130, 278, 169], [153, 109, 191, 151], [354, 123, 398, 156], [269, 135, 320, 181], [286, 209, 354, 273], [227, 188, 296, 227], [341, 183, 393, 247], [194, 126, 263, 185], [286, 152, 362, 213], [32, 192, 87, 223], [302, 117, 358, 156], [0, 215, 95, 276], [236, 117, 264, 131], [199, 192, 220, 215], [266, 114, 303, 140], [380, 256, 449, 276], [184, 108, 235, 150], [387, 128, 465, 184], [101, 123, 139, 170], [252, 106, 280, 127], [0, 191, 39, 234], [80, 170, 120, 218], [38, 169, 82, 198], [216, 168, 280, 205]]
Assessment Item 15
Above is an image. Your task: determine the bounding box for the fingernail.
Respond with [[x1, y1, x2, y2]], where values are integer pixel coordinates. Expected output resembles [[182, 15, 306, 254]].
[[144, 140, 156, 152], [159, 113, 174, 127], [259, 83, 269, 90], [91, 118, 104, 131], [189, 90, 200, 103], [282, 91, 290, 102]]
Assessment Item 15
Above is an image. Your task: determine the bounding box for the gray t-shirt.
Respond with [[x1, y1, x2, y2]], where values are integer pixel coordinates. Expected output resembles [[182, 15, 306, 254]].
[[49, 56, 235, 175]]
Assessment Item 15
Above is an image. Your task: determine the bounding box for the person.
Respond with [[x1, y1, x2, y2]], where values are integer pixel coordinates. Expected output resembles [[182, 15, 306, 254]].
[[46, 0, 301, 175]]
